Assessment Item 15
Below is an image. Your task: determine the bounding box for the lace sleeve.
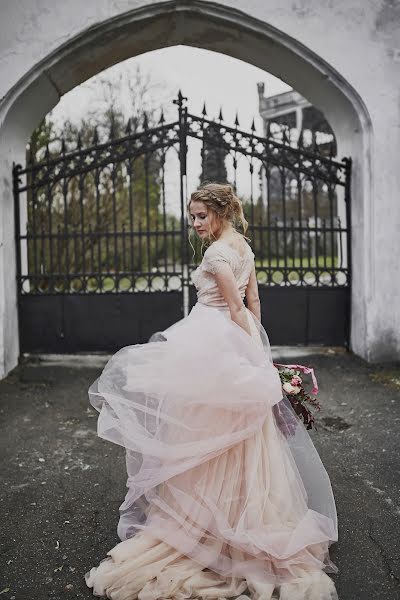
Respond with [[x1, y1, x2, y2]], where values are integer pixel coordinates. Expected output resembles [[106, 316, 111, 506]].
[[201, 245, 230, 275]]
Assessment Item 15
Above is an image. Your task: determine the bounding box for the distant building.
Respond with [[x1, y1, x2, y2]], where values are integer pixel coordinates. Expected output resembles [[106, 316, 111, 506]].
[[256, 83, 341, 261], [257, 82, 336, 153], [257, 82, 339, 217]]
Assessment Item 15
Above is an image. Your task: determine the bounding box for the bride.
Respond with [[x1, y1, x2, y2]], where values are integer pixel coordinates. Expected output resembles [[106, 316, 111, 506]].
[[85, 183, 339, 600]]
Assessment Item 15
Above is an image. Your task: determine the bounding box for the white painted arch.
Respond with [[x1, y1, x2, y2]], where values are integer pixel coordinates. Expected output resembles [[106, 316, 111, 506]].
[[0, 0, 376, 377]]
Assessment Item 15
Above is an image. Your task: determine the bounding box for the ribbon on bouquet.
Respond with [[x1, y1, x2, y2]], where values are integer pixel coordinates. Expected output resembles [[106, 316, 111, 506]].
[[273, 363, 319, 395]]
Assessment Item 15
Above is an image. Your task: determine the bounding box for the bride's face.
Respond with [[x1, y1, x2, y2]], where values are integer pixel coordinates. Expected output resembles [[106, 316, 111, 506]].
[[189, 200, 220, 240]]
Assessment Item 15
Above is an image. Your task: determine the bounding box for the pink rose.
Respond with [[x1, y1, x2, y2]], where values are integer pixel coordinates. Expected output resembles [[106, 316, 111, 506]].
[[283, 382, 301, 395], [291, 375, 302, 386]]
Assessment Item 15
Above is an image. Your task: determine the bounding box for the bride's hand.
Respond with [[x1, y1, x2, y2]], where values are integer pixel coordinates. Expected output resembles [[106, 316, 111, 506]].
[[229, 305, 253, 337], [213, 266, 252, 337]]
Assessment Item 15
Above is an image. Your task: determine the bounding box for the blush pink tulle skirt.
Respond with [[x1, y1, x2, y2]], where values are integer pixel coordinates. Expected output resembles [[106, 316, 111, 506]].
[[85, 302, 339, 600]]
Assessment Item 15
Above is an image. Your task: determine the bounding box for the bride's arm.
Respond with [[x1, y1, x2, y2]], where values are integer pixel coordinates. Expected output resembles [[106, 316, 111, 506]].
[[245, 264, 261, 322], [213, 266, 252, 336]]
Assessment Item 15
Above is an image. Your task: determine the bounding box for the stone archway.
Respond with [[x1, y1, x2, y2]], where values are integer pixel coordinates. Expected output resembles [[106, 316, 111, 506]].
[[0, 0, 372, 377]]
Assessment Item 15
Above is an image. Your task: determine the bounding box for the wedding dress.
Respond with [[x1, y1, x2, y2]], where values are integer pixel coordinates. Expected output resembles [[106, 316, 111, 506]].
[[85, 239, 339, 600]]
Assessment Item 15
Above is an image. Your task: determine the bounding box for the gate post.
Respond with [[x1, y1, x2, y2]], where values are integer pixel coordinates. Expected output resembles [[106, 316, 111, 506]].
[[174, 90, 189, 317], [12, 162, 23, 359], [344, 156, 352, 350]]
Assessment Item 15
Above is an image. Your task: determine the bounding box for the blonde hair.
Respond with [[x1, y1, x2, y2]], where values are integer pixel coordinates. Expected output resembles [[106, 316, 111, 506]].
[[187, 182, 250, 256]]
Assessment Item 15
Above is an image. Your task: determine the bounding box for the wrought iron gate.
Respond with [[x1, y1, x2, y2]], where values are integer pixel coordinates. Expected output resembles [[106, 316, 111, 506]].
[[13, 92, 351, 353]]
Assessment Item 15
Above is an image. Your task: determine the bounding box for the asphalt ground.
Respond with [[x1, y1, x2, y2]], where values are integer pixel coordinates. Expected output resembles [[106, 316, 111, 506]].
[[0, 350, 399, 600]]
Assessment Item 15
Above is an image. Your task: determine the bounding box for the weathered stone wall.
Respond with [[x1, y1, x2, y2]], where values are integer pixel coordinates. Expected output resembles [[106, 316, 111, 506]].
[[1, 0, 399, 376]]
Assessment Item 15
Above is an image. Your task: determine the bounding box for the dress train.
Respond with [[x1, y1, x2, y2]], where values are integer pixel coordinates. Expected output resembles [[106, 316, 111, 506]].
[[85, 302, 338, 599]]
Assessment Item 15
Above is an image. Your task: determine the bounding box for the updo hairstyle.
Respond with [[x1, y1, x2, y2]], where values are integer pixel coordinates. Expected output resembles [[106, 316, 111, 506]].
[[187, 182, 250, 247]]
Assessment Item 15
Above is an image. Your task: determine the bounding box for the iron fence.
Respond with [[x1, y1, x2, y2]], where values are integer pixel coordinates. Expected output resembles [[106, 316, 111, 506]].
[[13, 92, 351, 349]]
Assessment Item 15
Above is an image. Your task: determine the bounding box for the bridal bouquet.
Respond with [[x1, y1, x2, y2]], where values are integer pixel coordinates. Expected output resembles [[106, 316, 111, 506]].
[[273, 363, 321, 431]]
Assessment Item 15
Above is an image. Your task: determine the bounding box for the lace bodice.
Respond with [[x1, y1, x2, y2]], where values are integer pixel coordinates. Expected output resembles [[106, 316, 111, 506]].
[[190, 239, 255, 309]]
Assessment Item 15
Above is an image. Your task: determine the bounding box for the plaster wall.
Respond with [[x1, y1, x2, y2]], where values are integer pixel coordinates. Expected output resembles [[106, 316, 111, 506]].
[[0, 0, 399, 377]]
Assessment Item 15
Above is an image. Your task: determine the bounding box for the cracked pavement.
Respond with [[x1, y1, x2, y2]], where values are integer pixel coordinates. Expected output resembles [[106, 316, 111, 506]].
[[0, 351, 399, 599]]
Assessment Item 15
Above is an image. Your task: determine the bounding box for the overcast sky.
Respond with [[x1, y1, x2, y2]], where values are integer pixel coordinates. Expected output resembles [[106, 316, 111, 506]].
[[49, 45, 292, 212]]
